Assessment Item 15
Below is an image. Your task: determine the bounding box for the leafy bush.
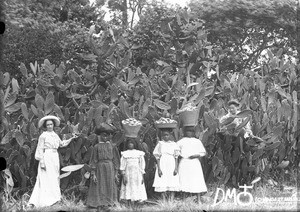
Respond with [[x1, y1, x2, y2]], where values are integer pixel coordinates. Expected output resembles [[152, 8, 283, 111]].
[[0, 8, 298, 202]]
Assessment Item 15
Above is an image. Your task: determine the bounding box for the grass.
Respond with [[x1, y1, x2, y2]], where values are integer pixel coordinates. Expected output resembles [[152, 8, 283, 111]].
[[2, 183, 298, 212]]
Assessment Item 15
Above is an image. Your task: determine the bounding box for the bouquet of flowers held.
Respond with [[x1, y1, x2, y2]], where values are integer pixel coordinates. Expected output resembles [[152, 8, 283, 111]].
[[122, 118, 142, 138], [178, 103, 199, 127], [155, 117, 177, 129]]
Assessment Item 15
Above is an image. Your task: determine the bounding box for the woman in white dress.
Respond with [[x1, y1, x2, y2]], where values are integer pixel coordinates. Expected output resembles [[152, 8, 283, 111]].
[[152, 128, 180, 201], [120, 139, 147, 207], [28, 115, 77, 208], [177, 126, 207, 204], [219, 99, 253, 154]]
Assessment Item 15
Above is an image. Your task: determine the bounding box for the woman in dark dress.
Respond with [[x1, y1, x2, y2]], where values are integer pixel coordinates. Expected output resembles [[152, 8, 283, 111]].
[[86, 124, 120, 210]]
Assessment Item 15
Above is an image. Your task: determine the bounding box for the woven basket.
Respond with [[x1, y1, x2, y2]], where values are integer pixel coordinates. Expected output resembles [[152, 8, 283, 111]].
[[179, 109, 199, 127], [123, 124, 141, 138], [156, 122, 177, 129]]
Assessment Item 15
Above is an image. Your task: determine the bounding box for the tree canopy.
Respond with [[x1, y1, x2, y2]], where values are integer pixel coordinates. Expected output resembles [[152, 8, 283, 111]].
[[188, 0, 297, 73], [3, 0, 106, 77]]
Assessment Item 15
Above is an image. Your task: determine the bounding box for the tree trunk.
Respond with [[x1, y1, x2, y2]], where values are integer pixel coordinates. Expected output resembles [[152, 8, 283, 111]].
[[122, 0, 128, 28]]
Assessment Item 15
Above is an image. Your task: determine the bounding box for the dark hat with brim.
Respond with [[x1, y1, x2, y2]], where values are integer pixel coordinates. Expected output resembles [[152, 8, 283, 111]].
[[95, 123, 116, 135], [183, 126, 195, 132], [228, 99, 240, 107], [159, 128, 174, 132]]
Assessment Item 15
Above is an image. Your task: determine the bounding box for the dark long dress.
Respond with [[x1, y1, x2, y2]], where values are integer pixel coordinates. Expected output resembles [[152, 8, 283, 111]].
[[87, 141, 120, 207]]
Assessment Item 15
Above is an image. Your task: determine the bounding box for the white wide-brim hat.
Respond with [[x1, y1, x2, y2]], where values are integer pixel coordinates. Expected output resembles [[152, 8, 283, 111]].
[[38, 115, 60, 128]]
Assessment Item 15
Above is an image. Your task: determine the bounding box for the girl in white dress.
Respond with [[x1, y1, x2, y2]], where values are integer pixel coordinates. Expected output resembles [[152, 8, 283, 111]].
[[152, 128, 180, 201], [28, 115, 77, 208], [177, 126, 207, 204], [120, 139, 147, 207]]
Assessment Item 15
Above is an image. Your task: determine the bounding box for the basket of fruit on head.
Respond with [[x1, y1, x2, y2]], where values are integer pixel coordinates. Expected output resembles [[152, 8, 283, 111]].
[[155, 117, 177, 129], [122, 118, 142, 138], [178, 103, 199, 127]]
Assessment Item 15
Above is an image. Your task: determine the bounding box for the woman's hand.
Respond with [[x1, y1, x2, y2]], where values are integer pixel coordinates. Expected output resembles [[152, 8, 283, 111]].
[[91, 171, 97, 183], [71, 134, 79, 140], [189, 154, 200, 159], [122, 175, 127, 185], [158, 168, 163, 177], [115, 174, 119, 183], [40, 162, 46, 170], [173, 168, 178, 176]]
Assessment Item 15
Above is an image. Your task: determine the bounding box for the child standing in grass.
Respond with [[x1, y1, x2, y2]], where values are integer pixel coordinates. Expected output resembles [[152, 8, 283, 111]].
[[120, 139, 147, 207], [86, 124, 120, 211], [177, 126, 207, 204], [153, 128, 180, 201]]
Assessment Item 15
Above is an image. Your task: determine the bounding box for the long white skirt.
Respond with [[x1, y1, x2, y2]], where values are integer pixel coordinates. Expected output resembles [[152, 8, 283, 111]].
[[120, 159, 147, 201], [178, 158, 207, 193], [153, 154, 180, 192], [28, 150, 61, 207]]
